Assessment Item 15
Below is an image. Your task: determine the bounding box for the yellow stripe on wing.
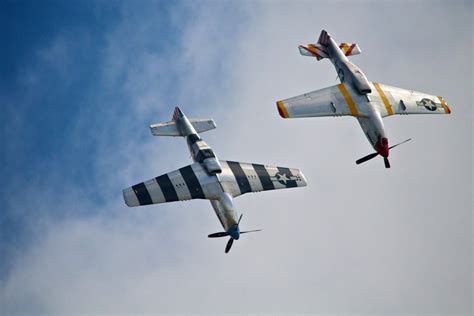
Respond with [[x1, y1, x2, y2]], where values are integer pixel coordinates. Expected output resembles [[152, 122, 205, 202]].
[[276, 100, 289, 118], [337, 84, 359, 116], [437, 96, 451, 114], [373, 82, 394, 116]]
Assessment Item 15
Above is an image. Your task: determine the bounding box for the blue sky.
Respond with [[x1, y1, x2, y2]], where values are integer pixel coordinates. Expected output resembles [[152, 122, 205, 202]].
[[1, 1, 472, 314], [2, 1, 132, 274], [1, 0, 246, 272]]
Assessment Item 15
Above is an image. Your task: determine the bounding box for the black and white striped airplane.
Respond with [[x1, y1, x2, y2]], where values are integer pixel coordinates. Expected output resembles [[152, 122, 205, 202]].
[[123, 107, 307, 253]]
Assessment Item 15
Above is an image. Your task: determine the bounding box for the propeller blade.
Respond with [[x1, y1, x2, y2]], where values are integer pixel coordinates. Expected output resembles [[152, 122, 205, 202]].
[[237, 214, 243, 225], [384, 157, 391, 168], [240, 229, 262, 234], [356, 152, 379, 165], [225, 238, 234, 253], [208, 232, 229, 238], [389, 138, 412, 150]]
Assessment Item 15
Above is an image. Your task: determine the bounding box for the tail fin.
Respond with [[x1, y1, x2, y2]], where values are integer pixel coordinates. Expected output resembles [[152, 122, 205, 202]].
[[150, 106, 216, 136], [300, 30, 361, 60], [317, 29, 331, 46], [172, 106, 184, 122]]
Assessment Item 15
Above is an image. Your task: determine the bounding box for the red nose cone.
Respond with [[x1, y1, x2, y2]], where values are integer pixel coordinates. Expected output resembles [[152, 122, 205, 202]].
[[375, 137, 389, 157]]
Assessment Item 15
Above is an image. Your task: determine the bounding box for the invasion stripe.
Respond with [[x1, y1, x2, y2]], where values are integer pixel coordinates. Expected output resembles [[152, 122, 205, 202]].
[[337, 84, 359, 116], [227, 161, 252, 194], [144, 179, 166, 204], [277, 167, 298, 188], [155, 174, 179, 202], [187, 133, 201, 145], [179, 165, 205, 199], [373, 82, 394, 116], [132, 182, 153, 205], [252, 164, 275, 191]]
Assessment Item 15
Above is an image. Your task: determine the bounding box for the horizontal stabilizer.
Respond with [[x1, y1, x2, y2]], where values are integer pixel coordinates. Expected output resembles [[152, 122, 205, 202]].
[[190, 119, 216, 134], [339, 43, 361, 56], [150, 120, 180, 136], [298, 44, 328, 60], [150, 119, 216, 136], [299, 42, 361, 60]]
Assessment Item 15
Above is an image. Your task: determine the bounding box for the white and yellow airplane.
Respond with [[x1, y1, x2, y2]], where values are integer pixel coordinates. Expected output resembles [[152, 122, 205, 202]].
[[123, 107, 307, 253], [277, 30, 451, 168]]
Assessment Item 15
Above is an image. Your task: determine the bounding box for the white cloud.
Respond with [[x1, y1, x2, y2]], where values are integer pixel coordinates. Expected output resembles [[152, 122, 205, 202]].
[[1, 1, 471, 315]]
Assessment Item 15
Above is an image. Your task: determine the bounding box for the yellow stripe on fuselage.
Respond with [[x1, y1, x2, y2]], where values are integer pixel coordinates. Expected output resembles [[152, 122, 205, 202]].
[[373, 82, 393, 116], [337, 84, 359, 116]]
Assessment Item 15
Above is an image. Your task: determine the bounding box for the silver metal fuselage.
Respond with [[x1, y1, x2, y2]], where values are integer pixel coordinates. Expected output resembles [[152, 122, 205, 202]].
[[176, 113, 239, 231], [326, 37, 389, 156]]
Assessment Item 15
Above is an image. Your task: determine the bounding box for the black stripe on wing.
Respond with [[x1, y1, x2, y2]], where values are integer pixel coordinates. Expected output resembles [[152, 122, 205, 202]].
[[252, 163, 275, 191], [155, 174, 179, 202], [227, 161, 252, 194], [132, 182, 153, 205], [179, 165, 205, 199]]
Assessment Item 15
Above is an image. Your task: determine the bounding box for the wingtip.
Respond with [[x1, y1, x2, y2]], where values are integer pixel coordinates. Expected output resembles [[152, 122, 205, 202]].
[[299, 170, 308, 187], [276, 101, 289, 118], [122, 187, 139, 207], [437, 96, 451, 114]]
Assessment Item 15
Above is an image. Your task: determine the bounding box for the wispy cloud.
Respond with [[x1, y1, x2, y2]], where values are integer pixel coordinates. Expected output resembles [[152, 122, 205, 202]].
[[0, 1, 471, 315]]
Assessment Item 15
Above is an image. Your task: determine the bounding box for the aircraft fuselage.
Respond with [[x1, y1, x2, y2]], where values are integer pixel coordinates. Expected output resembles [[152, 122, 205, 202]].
[[325, 34, 390, 156], [175, 110, 239, 234]]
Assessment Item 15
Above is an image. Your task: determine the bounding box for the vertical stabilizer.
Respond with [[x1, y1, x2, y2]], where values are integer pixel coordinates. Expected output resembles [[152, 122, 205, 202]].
[[172, 106, 184, 122], [317, 29, 331, 47]]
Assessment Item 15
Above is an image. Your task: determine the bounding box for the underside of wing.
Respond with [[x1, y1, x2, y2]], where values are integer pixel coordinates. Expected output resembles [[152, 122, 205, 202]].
[[276, 84, 362, 119], [124, 161, 308, 206], [370, 82, 451, 117], [218, 160, 307, 198], [123, 163, 221, 207]]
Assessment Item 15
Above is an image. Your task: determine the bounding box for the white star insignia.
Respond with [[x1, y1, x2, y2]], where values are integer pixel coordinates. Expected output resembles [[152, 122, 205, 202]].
[[276, 173, 288, 184]]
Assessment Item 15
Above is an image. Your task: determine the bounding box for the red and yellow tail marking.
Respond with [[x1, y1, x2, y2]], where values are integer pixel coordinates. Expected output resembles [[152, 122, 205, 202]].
[[339, 43, 356, 56], [305, 44, 322, 59], [373, 82, 394, 116], [276, 101, 289, 118], [337, 84, 359, 116], [437, 96, 451, 114]]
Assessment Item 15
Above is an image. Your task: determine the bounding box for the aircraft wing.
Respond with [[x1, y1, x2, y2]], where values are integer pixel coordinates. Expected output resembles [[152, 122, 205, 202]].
[[277, 82, 451, 119], [369, 82, 451, 117], [123, 163, 222, 207], [123, 161, 307, 206], [218, 161, 307, 198], [276, 84, 364, 119]]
